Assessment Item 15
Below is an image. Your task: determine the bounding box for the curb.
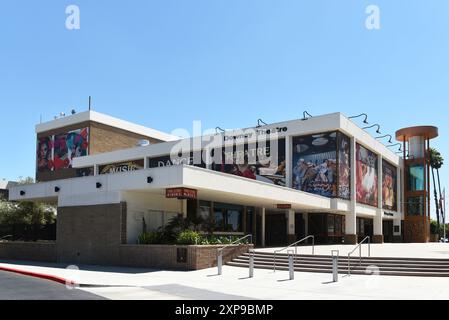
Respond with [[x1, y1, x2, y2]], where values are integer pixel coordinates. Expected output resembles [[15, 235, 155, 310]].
[[0, 265, 76, 286]]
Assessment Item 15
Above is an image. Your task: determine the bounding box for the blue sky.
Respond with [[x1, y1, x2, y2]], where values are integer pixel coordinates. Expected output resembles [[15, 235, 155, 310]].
[[0, 1, 448, 214]]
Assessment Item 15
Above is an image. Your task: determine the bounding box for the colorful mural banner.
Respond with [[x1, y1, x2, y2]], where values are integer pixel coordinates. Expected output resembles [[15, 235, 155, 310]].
[[382, 160, 397, 211], [338, 133, 351, 199], [212, 139, 286, 186], [292, 132, 337, 197], [356, 144, 378, 206], [37, 136, 54, 172], [53, 128, 89, 170]]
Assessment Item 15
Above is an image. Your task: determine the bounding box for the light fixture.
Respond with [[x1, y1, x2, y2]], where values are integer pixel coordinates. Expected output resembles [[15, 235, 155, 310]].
[[387, 143, 402, 152], [20, 190, 26, 196], [349, 113, 369, 124], [363, 124, 381, 134], [54, 186, 60, 192], [302, 111, 313, 120], [71, 109, 76, 115], [215, 127, 225, 133], [257, 119, 267, 127], [147, 177, 153, 184], [375, 134, 393, 144], [96, 182, 102, 189]]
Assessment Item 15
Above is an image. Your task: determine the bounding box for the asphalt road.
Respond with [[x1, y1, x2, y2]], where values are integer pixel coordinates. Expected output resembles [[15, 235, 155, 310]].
[[0, 270, 106, 300]]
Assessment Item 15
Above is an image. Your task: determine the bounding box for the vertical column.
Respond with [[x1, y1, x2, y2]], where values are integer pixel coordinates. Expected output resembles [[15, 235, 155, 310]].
[[374, 155, 383, 243], [94, 164, 99, 176], [303, 213, 309, 236], [287, 209, 296, 243], [285, 136, 292, 188], [345, 137, 357, 244], [261, 207, 266, 247], [144, 157, 148, 169], [182, 200, 188, 218]]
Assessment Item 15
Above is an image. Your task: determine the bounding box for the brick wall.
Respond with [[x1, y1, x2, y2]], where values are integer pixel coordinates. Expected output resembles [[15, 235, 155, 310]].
[[0, 241, 56, 262]]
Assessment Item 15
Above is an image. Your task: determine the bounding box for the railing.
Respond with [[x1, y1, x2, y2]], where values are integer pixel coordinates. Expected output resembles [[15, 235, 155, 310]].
[[217, 234, 253, 275], [273, 235, 315, 272], [0, 235, 12, 241], [347, 236, 371, 276]]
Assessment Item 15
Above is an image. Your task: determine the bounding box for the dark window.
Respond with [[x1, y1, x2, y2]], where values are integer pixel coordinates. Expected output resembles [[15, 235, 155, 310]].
[[407, 196, 424, 216], [214, 203, 243, 232]]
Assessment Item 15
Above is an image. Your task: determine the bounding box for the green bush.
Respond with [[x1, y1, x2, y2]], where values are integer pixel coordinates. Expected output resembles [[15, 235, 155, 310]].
[[176, 230, 202, 245], [138, 231, 163, 244]]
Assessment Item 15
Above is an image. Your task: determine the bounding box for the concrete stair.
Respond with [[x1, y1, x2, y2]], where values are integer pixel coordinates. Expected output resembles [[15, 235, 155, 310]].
[[227, 251, 449, 277]]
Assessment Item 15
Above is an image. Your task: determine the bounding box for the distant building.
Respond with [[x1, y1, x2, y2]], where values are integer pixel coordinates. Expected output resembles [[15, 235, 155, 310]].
[[0, 180, 18, 200]]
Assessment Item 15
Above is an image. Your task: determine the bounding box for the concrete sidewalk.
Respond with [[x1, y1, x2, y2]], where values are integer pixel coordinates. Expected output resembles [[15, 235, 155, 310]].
[[1, 259, 449, 300]]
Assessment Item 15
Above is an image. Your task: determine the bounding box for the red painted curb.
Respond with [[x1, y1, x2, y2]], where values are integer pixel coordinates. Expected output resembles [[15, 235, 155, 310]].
[[0, 265, 77, 286]]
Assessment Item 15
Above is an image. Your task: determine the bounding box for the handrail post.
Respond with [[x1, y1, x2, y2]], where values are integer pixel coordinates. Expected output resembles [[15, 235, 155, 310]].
[[348, 253, 351, 276], [249, 250, 254, 278], [217, 250, 223, 275], [312, 236, 315, 255]]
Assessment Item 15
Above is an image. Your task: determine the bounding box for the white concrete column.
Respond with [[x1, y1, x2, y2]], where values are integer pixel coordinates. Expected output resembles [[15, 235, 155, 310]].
[[345, 137, 357, 242], [374, 155, 383, 242], [261, 207, 266, 247], [144, 157, 149, 169], [94, 164, 99, 176], [285, 136, 292, 188], [287, 209, 295, 235]]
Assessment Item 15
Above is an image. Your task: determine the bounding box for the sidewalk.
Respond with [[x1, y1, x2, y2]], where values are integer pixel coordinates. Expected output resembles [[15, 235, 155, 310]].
[[2, 259, 449, 300]]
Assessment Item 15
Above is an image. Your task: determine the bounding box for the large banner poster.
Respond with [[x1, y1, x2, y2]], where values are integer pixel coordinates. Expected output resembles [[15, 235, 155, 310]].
[[53, 128, 89, 170], [37, 137, 54, 172], [356, 144, 378, 206], [212, 139, 286, 186], [338, 133, 351, 199], [382, 160, 397, 211], [292, 132, 337, 197]]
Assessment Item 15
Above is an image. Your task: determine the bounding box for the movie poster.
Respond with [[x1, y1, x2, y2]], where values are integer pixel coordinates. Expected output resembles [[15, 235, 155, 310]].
[[356, 144, 378, 206], [292, 132, 337, 197], [53, 128, 89, 170], [382, 160, 397, 211], [338, 133, 351, 199], [212, 139, 286, 186], [37, 136, 54, 172]]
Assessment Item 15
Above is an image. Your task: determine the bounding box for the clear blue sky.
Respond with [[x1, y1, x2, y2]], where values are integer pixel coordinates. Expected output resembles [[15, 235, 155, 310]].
[[0, 1, 448, 214]]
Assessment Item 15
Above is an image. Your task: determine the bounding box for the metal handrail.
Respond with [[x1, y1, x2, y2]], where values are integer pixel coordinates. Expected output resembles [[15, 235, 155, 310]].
[[0, 235, 12, 241], [347, 236, 371, 276], [217, 234, 253, 275], [273, 235, 315, 272]]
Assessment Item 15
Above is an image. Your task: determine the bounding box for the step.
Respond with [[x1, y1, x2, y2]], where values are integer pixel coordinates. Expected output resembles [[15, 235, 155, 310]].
[[226, 262, 449, 277], [230, 259, 449, 273], [238, 255, 449, 268]]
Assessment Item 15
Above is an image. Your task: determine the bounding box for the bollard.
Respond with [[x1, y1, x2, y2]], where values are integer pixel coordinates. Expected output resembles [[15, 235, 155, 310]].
[[217, 251, 223, 275], [249, 251, 254, 278], [331, 250, 339, 282], [288, 250, 294, 280]]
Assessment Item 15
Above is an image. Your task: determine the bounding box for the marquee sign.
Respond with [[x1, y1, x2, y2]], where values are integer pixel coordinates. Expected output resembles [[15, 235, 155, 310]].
[[99, 159, 144, 175], [166, 188, 198, 200], [276, 204, 292, 209]]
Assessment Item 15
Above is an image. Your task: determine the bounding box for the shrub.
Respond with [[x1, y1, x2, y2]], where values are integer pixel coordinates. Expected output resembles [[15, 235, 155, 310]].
[[138, 231, 163, 244], [176, 230, 202, 245]]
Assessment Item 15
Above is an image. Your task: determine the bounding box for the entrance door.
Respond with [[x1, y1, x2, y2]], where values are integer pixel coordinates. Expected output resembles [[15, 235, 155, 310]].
[[265, 213, 287, 247], [383, 220, 394, 242]]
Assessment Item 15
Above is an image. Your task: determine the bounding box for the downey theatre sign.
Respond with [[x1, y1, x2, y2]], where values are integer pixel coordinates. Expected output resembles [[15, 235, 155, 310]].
[[166, 188, 198, 200]]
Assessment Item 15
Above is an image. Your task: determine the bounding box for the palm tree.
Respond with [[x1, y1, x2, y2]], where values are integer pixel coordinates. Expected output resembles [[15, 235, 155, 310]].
[[429, 148, 444, 236]]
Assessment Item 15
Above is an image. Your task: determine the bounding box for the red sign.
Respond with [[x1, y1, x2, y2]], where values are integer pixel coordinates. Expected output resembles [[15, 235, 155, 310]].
[[166, 188, 198, 200], [276, 204, 292, 209]]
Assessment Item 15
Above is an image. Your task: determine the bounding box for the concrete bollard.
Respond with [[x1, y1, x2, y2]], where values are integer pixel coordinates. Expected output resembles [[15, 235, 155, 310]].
[[249, 251, 254, 278], [217, 251, 223, 275], [288, 250, 294, 280], [331, 250, 339, 282]]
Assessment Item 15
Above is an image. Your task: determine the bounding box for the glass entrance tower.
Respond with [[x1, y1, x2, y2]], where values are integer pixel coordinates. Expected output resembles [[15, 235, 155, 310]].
[[396, 126, 438, 242]]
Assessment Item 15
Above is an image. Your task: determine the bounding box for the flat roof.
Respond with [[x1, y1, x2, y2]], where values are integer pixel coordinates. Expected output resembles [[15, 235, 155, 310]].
[[36, 110, 180, 142]]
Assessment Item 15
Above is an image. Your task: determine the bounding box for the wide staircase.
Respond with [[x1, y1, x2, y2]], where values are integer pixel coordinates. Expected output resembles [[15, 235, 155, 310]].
[[228, 251, 449, 277]]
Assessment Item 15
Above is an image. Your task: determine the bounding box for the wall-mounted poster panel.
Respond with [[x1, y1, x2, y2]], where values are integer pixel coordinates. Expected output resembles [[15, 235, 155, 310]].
[[37, 136, 54, 172], [53, 128, 89, 170], [148, 151, 206, 169], [99, 159, 144, 175], [338, 133, 351, 199], [212, 139, 286, 186], [292, 132, 337, 197], [382, 160, 397, 211], [356, 144, 378, 207]]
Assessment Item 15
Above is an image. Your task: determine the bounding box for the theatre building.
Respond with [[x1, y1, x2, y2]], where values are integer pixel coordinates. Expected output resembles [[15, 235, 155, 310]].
[[9, 110, 439, 262]]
